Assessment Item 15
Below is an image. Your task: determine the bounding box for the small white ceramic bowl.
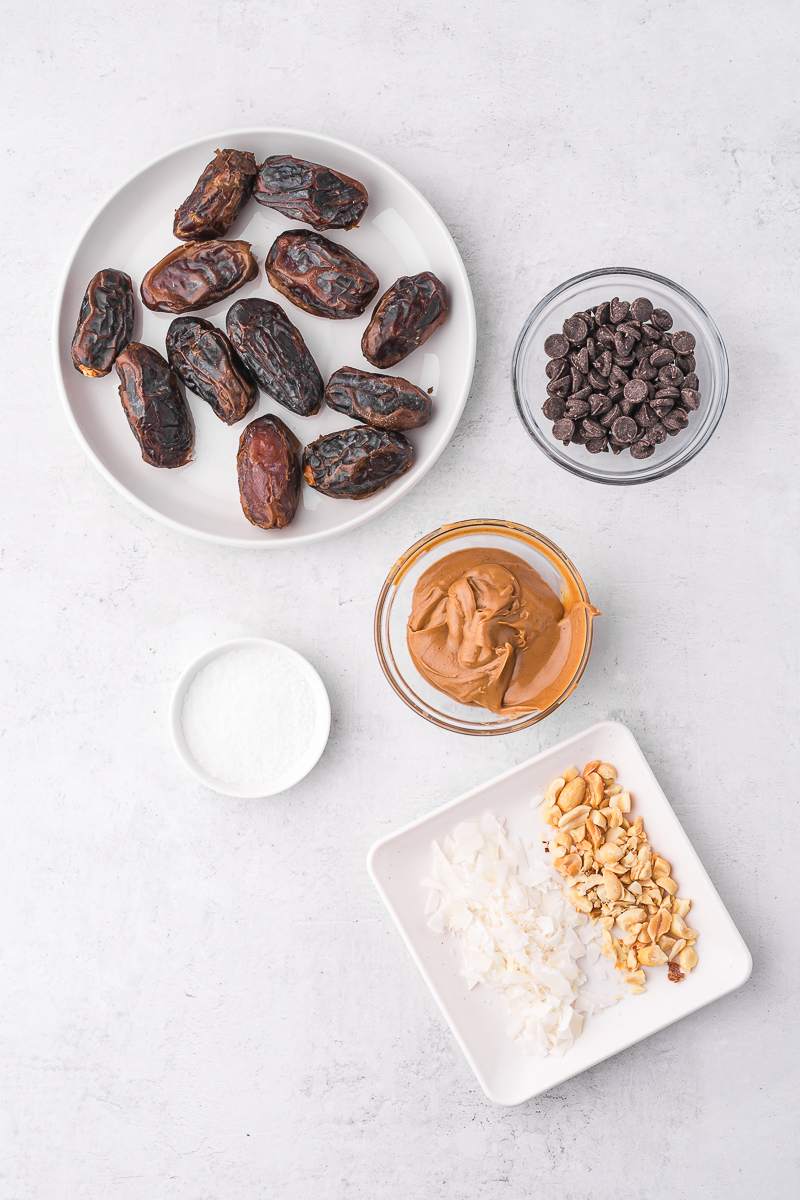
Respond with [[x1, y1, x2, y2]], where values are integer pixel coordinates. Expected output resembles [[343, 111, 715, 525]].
[[169, 637, 331, 797]]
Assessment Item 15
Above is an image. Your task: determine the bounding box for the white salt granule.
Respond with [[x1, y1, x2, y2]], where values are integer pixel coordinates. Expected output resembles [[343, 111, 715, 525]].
[[182, 647, 315, 788]]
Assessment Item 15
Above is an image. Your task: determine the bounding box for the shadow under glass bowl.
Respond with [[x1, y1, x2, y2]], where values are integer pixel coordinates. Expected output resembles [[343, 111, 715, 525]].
[[374, 519, 595, 736], [512, 267, 729, 485]]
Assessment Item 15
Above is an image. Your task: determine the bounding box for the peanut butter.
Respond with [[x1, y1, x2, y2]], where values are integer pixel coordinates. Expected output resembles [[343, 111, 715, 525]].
[[406, 547, 597, 715]]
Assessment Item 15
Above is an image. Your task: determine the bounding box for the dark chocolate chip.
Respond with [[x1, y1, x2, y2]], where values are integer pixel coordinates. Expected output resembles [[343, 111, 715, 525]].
[[612, 354, 635, 368], [563, 316, 588, 344], [633, 361, 658, 381], [623, 378, 648, 403], [683, 372, 699, 391], [676, 354, 696, 374], [631, 297, 654, 322], [611, 415, 637, 443], [546, 357, 568, 381], [654, 386, 680, 400], [609, 297, 630, 323], [651, 307, 673, 330], [646, 422, 667, 445], [586, 337, 597, 361], [589, 393, 612, 416], [587, 369, 610, 390], [593, 349, 613, 376], [599, 403, 622, 428], [570, 347, 590, 374], [552, 417, 574, 442], [594, 301, 610, 325], [570, 425, 588, 444], [680, 388, 701, 410], [608, 439, 626, 455], [662, 407, 689, 434], [617, 322, 642, 341], [641, 323, 662, 342], [671, 330, 696, 354], [635, 402, 658, 427], [566, 399, 590, 419], [659, 364, 685, 388], [630, 440, 655, 459], [542, 397, 566, 421], [545, 333, 570, 358], [586, 436, 607, 454], [547, 375, 571, 398], [570, 368, 585, 393], [614, 332, 635, 356], [650, 347, 675, 368], [581, 417, 605, 439], [570, 385, 592, 403], [609, 364, 628, 387]]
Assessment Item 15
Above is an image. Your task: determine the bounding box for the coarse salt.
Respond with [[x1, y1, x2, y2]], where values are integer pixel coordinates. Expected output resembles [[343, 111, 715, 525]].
[[423, 814, 619, 1057], [182, 646, 315, 788]]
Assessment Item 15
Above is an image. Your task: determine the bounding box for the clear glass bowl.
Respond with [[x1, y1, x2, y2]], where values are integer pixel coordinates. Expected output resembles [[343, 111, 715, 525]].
[[374, 519, 595, 736], [512, 267, 729, 485]]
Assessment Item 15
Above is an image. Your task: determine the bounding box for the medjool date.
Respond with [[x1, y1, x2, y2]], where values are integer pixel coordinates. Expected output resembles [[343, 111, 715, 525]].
[[115, 343, 193, 468], [237, 414, 302, 530], [70, 269, 134, 377], [253, 154, 368, 231], [324, 366, 431, 431], [173, 149, 257, 241], [266, 230, 379, 319], [226, 298, 323, 417], [361, 272, 448, 369], [302, 426, 412, 499], [140, 240, 258, 314], [165, 316, 257, 425]]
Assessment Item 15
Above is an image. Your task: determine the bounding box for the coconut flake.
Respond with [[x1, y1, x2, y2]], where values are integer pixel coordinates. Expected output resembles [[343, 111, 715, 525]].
[[423, 814, 620, 1057]]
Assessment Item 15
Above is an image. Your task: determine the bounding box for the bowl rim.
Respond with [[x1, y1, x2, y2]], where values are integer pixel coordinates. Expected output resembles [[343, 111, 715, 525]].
[[374, 518, 595, 736], [169, 636, 332, 796], [511, 265, 729, 486]]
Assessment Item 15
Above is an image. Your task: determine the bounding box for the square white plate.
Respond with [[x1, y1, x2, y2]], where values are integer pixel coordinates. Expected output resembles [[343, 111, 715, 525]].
[[367, 720, 751, 1106]]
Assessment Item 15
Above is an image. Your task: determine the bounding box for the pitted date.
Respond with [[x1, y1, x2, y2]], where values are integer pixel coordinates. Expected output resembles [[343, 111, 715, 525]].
[[115, 342, 193, 468], [302, 426, 413, 499], [361, 272, 448, 369], [140, 240, 258, 314], [70, 269, 134, 377], [266, 230, 379, 319], [324, 366, 431, 431], [253, 154, 368, 231], [166, 316, 257, 425], [173, 148, 257, 241], [226, 297, 323, 416], [237, 414, 302, 530]]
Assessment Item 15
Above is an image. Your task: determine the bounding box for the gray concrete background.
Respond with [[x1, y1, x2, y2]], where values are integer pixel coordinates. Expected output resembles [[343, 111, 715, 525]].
[[2, 1, 798, 1196]]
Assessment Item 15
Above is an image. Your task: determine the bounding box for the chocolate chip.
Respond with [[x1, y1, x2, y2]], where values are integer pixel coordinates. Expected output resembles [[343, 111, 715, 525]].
[[612, 354, 635, 368], [641, 323, 662, 341], [587, 368, 610, 390], [632, 361, 658, 381], [615, 332, 636, 356], [593, 349, 613, 376], [596, 326, 616, 349], [618, 399, 637, 417], [547, 375, 571, 398], [570, 385, 592, 403], [566, 399, 590, 419], [676, 353, 696, 374], [608, 440, 626, 455], [542, 397, 565, 421], [659, 364, 684, 388], [649, 347, 674, 368], [662, 407, 689, 434], [599, 403, 621, 428], [570, 347, 590, 374], [654, 386, 680, 400], [562, 316, 588, 344], [683, 372, 699, 391], [589, 393, 612, 416], [571, 425, 588, 444], [570, 367, 585, 393], [623, 379, 648, 403], [631, 297, 654, 322], [646, 422, 667, 445], [652, 401, 674, 419], [546, 358, 568, 381], [680, 388, 701, 410], [609, 297, 630, 323], [544, 333, 569, 358], [552, 417, 574, 442], [611, 415, 637, 443], [630, 440, 655, 459], [635, 402, 658, 427], [671, 330, 695, 354], [651, 307, 673, 330], [585, 337, 597, 361], [617, 322, 642, 341], [586, 436, 607, 454], [594, 301, 610, 325], [581, 417, 605, 439], [609, 364, 628, 387]]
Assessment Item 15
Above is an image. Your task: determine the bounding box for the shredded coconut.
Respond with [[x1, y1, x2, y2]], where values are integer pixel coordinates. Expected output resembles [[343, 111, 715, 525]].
[[423, 814, 619, 1057], [182, 647, 314, 788]]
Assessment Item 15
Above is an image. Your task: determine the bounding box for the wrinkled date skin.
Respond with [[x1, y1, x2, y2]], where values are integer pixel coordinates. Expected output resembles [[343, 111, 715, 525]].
[[115, 342, 194, 468], [70, 269, 135, 377], [324, 366, 431, 431], [166, 316, 257, 425], [253, 155, 368, 231], [226, 298, 323, 416], [302, 426, 413, 499], [237, 414, 302, 530], [140, 240, 258, 314], [361, 272, 448, 369], [173, 149, 257, 241], [266, 230, 379, 319]]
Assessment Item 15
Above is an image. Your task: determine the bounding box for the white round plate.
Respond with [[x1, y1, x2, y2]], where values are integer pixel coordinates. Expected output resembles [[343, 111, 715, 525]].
[[53, 128, 476, 547]]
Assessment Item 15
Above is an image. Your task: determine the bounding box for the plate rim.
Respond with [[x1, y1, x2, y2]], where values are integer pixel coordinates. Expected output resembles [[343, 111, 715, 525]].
[[52, 126, 477, 548], [366, 719, 753, 1106]]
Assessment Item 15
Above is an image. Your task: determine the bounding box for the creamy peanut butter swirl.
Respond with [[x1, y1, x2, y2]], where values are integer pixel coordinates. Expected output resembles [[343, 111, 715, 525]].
[[406, 547, 597, 714]]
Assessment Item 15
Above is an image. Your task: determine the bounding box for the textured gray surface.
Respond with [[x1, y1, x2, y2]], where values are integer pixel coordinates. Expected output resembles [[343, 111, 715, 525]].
[[2, 1, 798, 1196]]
